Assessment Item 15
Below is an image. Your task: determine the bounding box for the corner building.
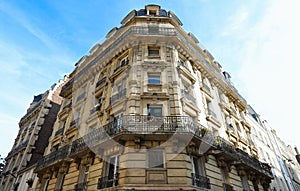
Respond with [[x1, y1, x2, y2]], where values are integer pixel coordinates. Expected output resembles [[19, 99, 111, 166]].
[[35, 5, 273, 191]]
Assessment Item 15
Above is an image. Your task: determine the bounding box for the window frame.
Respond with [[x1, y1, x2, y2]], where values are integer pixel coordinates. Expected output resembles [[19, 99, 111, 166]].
[[148, 46, 160, 57], [148, 74, 161, 85], [147, 149, 165, 168]]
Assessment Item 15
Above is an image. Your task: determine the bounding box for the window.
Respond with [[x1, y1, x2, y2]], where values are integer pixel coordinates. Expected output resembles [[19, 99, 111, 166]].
[[40, 179, 49, 191], [115, 56, 128, 71], [77, 164, 89, 185], [240, 175, 249, 190], [148, 150, 164, 168], [191, 156, 204, 176], [55, 172, 65, 191], [148, 46, 160, 57], [147, 105, 162, 117], [99, 155, 119, 189], [148, 74, 161, 84]]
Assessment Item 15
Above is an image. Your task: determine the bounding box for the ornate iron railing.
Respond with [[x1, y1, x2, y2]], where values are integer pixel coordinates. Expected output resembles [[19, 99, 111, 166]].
[[191, 173, 211, 189], [35, 145, 69, 171], [7, 140, 29, 157], [96, 77, 106, 88], [97, 174, 119, 189], [236, 149, 272, 177], [70, 115, 208, 156], [214, 136, 238, 159]]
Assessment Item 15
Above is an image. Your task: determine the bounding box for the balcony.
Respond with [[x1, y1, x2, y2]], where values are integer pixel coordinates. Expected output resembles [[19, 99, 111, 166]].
[[70, 115, 208, 156], [213, 136, 238, 160], [35, 145, 69, 171], [236, 149, 273, 178], [74, 181, 88, 191], [7, 140, 29, 158], [96, 77, 107, 88], [98, 174, 118, 189], [60, 78, 74, 98], [192, 173, 211, 189], [181, 89, 196, 103], [114, 59, 129, 73], [110, 89, 126, 104], [223, 183, 234, 191]]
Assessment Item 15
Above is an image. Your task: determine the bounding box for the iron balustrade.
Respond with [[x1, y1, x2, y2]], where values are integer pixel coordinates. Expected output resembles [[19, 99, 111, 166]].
[[61, 78, 74, 94], [97, 174, 119, 189], [35, 145, 69, 171], [7, 140, 29, 157], [96, 77, 107, 88], [236, 149, 272, 177], [223, 183, 234, 191], [74, 182, 88, 191], [114, 59, 129, 72], [181, 89, 196, 103], [214, 136, 238, 159], [110, 89, 126, 104], [191, 173, 211, 189], [70, 115, 208, 155], [70, 122, 115, 155], [20, 101, 42, 122]]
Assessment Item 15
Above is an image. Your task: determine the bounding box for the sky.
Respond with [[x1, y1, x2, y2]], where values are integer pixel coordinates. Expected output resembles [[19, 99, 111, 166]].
[[1, 0, 300, 157]]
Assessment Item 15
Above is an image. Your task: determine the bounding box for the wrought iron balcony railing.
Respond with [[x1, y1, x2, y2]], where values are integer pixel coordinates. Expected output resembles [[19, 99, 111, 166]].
[[110, 89, 126, 104], [223, 183, 234, 191], [74, 181, 88, 191], [98, 174, 119, 189], [35, 145, 69, 171], [236, 149, 272, 177], [96, 77, 107, 88], [70, 115, 208, 156], [7, 140, 29, 157], [214, 136, 238, 159], [191, 173, 211, 189]]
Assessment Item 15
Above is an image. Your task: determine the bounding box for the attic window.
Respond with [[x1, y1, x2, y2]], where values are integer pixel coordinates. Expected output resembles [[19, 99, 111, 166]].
[[149, 9, 157, 16]]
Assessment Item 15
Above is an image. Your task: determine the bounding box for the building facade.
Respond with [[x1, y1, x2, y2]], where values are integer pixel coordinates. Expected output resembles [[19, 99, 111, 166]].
[[33, 5, 274, 191], [0, 81, 65, 191]]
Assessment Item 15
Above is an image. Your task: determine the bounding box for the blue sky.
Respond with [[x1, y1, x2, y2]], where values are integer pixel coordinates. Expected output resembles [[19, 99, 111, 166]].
[[1, 0, 300, 157]]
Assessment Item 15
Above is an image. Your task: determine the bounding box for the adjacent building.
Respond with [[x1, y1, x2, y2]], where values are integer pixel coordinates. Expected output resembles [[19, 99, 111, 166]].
[[33, 5, 274, 191], [0, 81, 65, 191]]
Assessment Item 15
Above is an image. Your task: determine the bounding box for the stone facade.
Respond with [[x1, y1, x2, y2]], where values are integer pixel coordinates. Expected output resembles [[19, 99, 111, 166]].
[[32, 5, 276, 191]]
